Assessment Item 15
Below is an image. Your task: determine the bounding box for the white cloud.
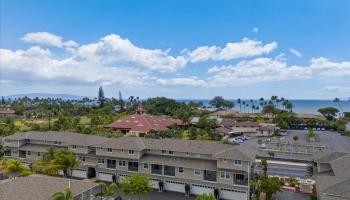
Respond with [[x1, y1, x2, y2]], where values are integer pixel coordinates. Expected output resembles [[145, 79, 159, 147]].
[[310, 57, 350, 77], [252, 27, 259, 33], [156, 76, 205, 86], [321, 86, 350, 93], [185, 38, 277, 63], [289, 48, 302, 57], [74, 34, 187, 72], [207, 57, 312, 86], [21, 32, 78, 48]]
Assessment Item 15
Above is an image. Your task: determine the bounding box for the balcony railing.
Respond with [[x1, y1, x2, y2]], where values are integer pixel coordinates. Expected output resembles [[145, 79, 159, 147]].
[[204, 170, 217, 182], [128, 162, 139, 172], [164, 166, 175, 176], [233, 173, 248, 186], [106, 159, 116, 169], [151, 164, 162, 175]]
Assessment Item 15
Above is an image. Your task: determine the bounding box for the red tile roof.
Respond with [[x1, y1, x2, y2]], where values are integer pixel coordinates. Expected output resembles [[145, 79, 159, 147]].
[[0, 109, 16, 115], [107, 114, 181, 133]]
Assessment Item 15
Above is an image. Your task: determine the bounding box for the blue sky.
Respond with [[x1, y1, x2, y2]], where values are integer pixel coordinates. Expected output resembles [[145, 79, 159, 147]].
[[1, 0, 350, 99]]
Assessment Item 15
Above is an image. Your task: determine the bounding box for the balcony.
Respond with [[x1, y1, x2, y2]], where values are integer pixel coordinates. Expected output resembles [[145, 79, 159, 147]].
[[233, 173, 248, 186], [204, 170, 217, 182], [106, 159, 116, 169], [151, 164, 162, 175], [164, 166, 175, 176], [19, 150, 27, 159], [128, 162, 139, 172]]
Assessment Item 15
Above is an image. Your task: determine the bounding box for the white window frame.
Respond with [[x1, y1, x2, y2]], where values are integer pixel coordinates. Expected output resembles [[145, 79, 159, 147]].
[[37, 152, 41, 156], [144, 163, 149, 169], [72, 145, 77, 149], [220, 171, 231, 179], [27, 151, 31, 155], [128, 150, 135, 155], [161, 150, 167, 154], [178, 167, 184, 173], [168, 150, 174, 155], [107, 148, 113, 153], [194, 169, 201, 176], [234, 159, 242, 166], [98, 158, 104, 164]]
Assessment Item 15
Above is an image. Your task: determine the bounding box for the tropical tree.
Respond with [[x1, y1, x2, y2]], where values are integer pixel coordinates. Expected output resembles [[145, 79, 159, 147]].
[[196, 193, 216, 200], [237, 98, 242, 112], [261, 177, 281, 200], [209, 96, 234, 109], [318, 107, 339, 120], [96, 182, 117, 198], [52, 186, 73, 200], [0, 159, 31, 178], [98, 86, 105, 108], [119, 173, 152, 200], [333, 97, 343, 116], [261, 159, 268, 178], [293, 135, 299, 142]]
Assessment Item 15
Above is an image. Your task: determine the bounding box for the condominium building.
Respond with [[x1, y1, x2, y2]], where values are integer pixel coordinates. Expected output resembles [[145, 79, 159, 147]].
[[3, 131, 257, 200], [313, 152, 350, 200]]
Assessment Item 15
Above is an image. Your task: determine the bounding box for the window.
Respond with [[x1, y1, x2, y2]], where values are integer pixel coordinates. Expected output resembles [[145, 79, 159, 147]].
[[220, 171, 231, 179], [186, 152, 189, 156], [80, 156, 85, 162], [178, 167, 184, 173], [27, 151, 31, 155], [107, 159, 116, 169], [161, 150, 167, 154], [151, 164, 163, 175], [168, 151, 174, 155], [119, 160, 126, 166], [128, 150, 135, 155], [194, 169, 201, 176], [144, 163, 149, 169], [37, 152, 41, 156], [234, 160, 242, 166], [107, 148, 112, 153], [98, 158, 104, 164], [128, 162, 139, 172], [72, 145, 77, 149], [223, 159, 227, 163], [164, 166, 176, 176]]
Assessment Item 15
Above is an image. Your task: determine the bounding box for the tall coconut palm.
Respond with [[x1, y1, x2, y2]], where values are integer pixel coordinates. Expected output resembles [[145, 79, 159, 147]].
[[242, 101, 246, 113], [52, 186, 73, 200], [237, 98, 242, 112]]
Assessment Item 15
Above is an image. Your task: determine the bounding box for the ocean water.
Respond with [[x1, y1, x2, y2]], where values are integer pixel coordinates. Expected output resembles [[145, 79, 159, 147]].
[[177, 99, 350, 114]]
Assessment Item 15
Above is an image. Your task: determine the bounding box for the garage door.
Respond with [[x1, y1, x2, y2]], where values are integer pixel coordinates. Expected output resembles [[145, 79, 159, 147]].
[[164, 180, 185, 193], [191, 184, 214, 195], [72, 169, 87, 179], [150, 179, 159, 189], [220, 188, 247, 200], [97, 172, 113, 182]]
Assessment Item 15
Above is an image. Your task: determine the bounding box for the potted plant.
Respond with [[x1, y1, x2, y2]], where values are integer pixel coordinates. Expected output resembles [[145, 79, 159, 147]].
[[185, 183, 191, 196], [158, 180, 164, 192], [213, 188, 219, 200]]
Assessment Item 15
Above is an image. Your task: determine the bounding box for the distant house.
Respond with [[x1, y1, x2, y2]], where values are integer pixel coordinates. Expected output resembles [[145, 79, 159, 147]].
[[313, 152, 350, 200], [210, 110, 255, 120], [218, 120, 277, 137], [0, 109, 16, 116], [107, 114, 181, 136], [296, 113, 325, 120], [0, 175, 99, 200]]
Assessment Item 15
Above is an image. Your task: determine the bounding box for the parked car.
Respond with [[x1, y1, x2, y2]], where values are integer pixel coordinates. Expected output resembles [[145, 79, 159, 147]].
[[266, 138, 271, 142], [260, 143, 267, 149]]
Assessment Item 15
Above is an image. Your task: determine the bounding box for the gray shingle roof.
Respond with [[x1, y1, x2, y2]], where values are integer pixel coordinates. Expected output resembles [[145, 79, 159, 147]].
[[0, 175, 98, 200], [315, 152, 350, 198], [5, 131, 109, 146]]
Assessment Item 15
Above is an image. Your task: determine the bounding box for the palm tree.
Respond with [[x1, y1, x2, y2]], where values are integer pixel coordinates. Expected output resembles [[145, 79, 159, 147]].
[[52, 186, 73, 200], [261, 177, 281, 200], [334, 97, 343, 116], [237, 98, 242, 112], [3, 159, 28, 178], [96, 182, 117, 198], [242, 101, 246, 113]]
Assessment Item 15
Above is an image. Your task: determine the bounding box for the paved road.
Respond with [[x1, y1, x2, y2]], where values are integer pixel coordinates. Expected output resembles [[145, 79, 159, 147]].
[[255, 162, 310, 178]]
